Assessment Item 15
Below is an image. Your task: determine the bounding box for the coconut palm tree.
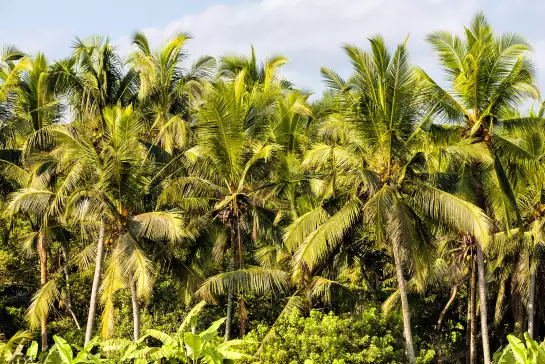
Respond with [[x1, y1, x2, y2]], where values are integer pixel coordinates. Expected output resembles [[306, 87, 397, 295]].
[[0, 47, 31, 148], [422, 13, 539, 363], [157, 66, 295, 339], [27, 105, 193, 344], [128, 32, 215, 153], [218, 46, 289, 92], [2, 154, 65, 351], [286, 36, 492, 363], [48, 36, 138, 133]]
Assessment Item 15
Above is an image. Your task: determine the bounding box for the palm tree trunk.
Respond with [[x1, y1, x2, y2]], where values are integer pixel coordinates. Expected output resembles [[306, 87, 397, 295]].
[[476, 244, 491, 364], [437, 284, 458, 332], [130, 279, 140, 341], [468, 252, 477, 364], [85, 222, 105, 345], [528, 259, 536, 338], [392, 241, 416, 364], [61, 247, 81, 330], [224, 250, 235, 341], [37, 231, 48, 351]]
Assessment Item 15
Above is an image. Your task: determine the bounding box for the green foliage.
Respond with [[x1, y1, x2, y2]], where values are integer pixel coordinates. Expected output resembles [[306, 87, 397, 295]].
[[241, 309, 434, 364], [494, 334, 545, 364], [1, 11, 545, 364], [1, 302, 249, 363]]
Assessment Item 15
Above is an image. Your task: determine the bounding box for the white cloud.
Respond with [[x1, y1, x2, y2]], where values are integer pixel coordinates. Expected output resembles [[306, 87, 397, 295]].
[[5, 0, 543, 99], [116, 0, 486, 94]]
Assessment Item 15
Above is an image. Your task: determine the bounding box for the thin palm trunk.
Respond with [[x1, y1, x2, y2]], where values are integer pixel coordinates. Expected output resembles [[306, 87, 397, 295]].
[[468, 252, 477, 364], [130, 279, 140, 341], [437, 284, 458, 332], [224, 250, 235, 341], [37, 231, 48, 351], [61, 247, 81, 330], [392, 241, 416, 364], [528, 254, 536, 338], [85, 222, 105, 345], [476, 244, 490, 364]]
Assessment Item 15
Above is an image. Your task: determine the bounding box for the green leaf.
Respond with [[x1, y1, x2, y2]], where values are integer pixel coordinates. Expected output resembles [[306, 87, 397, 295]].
[[184, 332, 203, 360], [200, 318, 226, 342], [53, 336, 73, 364]]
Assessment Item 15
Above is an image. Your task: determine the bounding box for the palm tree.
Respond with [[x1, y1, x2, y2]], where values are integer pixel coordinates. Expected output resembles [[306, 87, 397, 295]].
[[3, 156, 63, 350], [0, 47, 31, 148], [158, 68, 291, 339], [485, 107, 545, 339], [218, 46, 290, 92], [0, 50, 66, 351], [28, 105, 192, 343], [287, 36, 492, 363], [48, 36, 138, 133], [47, 38, 140, 344], [422, 13, 539, 363], [128, 32, 215, 153]]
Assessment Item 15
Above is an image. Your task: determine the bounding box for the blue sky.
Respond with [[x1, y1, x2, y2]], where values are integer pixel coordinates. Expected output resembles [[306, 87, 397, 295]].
[[2, 0, 545, 99]]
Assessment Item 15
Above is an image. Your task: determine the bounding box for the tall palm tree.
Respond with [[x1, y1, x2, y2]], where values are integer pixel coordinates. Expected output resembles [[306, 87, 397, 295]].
[[158, 70, 289, 339], [28, 105, 192, 343], [3, 156, 62, 351], [0, 47, 31, 148], [422, 13, 539, 363], [48, 36, 138, 133], [128, 32, 215, 153], [288, 36, 492, 363], [218, 46, 289, 92], [47, 37, 140, 344], [0, 50, 65, 351]]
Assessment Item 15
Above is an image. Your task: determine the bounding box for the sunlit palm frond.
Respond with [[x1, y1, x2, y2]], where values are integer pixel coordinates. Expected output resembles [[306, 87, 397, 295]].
[[197, 267, 291, 301], [26, 280, 59, 330]]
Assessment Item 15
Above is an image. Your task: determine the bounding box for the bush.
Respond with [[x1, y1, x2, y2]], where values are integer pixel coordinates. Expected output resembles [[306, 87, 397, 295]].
[[241, 308, 435, 364]]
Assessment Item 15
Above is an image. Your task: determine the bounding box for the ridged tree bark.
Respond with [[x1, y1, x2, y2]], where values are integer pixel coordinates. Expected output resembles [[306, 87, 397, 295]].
[[476, 245, 491, 364], [85, 222, 105, 345], [528, 255, 536, 338], [37, 231, 48, 351], [392, 241, 416, 364], [130, 279, 140, 340]]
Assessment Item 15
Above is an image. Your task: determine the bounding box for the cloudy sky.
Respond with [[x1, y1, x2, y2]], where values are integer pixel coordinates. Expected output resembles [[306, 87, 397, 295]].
[[2, 0, 544, 97]]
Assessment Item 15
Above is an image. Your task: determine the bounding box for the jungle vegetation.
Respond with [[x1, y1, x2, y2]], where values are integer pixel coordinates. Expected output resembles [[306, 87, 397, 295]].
[[1, 12, 545, 364]]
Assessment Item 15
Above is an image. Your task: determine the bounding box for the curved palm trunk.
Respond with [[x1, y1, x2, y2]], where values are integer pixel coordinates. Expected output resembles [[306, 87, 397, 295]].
[[476, 245, 491, 364], [85, 222, 105, 345], [130, 279, 140, 341], [528, 261, 536, 338], [392, 242, 416, 364], [61, 247, 81, 330], [437, 284, 458, 332], [37, 231, 48, 351]]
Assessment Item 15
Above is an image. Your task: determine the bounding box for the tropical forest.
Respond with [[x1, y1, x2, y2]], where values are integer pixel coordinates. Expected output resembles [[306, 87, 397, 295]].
[[1, 11, 545, 364]]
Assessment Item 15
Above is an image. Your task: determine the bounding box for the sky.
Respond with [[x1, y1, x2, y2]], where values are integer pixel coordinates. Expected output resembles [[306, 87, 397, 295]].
[[2, 0, 545, 99]]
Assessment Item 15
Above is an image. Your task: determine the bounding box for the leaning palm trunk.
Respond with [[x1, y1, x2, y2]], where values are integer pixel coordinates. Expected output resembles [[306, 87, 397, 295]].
[[392, 241, 416, 364], [130, 279, 140, 341], [476, 245, 490, 364], [61, 247, 81, 330], [37, 231, 48, 351], [437, 284, 458, 332], [85, 222, 105, 345], [528, 254, 536, 338]]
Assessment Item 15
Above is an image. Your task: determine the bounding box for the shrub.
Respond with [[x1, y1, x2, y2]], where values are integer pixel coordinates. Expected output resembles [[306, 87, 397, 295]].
[[241, 308, 435, 364]]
